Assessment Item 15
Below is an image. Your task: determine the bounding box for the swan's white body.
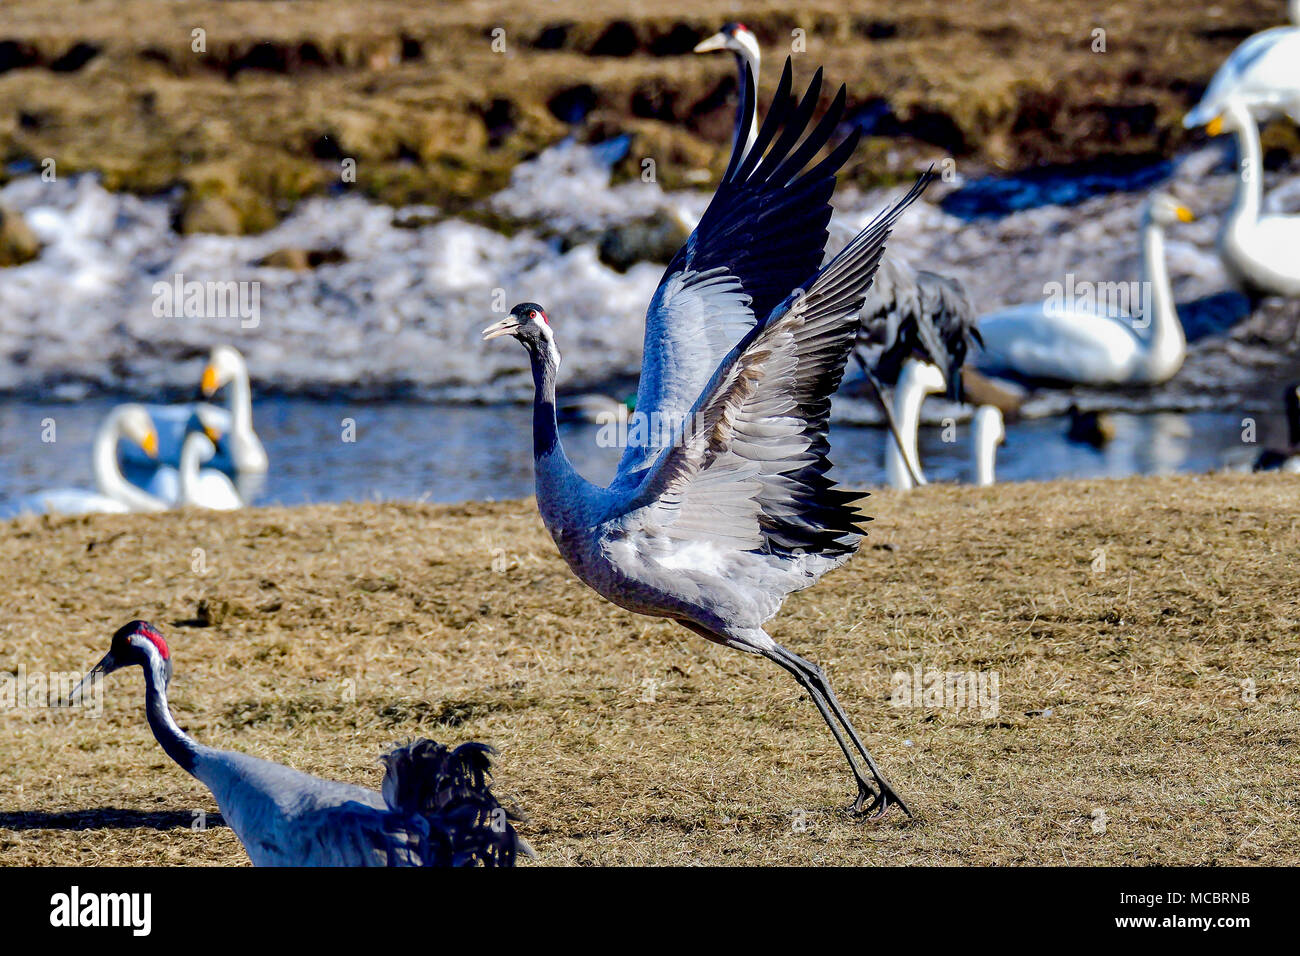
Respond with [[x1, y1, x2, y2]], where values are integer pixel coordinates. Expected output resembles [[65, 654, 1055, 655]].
[[1184, 9, 1300, 129], [147, 431, 244, 510], [975, 194, 1192, 385], [13, 405, 165, 515], [885, 362, 946, 490], [884, 362, 1004, 489], [1211, 98, 1300, 296]]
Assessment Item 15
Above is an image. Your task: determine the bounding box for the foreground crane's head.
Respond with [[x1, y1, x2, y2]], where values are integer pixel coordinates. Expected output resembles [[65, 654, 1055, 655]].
[[482, 302, 560, 365], [694, 22, 760, 63], [200, 344, 247, 398], [68, 621, 172, 704]]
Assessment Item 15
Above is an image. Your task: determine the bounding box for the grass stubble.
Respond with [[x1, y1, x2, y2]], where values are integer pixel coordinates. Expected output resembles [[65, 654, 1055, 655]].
[[0, 473, 1297, 866]]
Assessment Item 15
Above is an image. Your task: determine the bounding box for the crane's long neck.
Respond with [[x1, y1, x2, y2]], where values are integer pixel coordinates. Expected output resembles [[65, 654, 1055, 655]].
[[1291, 0, 1300, 27], [93, 412, 166, 511], [143, 660, 201, 775], [528, 340, 591, 525], [733, 44, 760, 162], [1227, 108, 1263, 232], [1137, 217, 1184, 382]]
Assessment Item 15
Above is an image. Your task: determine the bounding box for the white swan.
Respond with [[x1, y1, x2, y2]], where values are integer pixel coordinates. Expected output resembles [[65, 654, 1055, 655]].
[[884, 362, 1007, 489], [885, 361, 946, 490], [200, 345, 268, 473], [12, 405, 165, 515], [971, 406, 1005, 487], [1184, 6, 1300, 129], [1205, 98, 1300, 296], [177, 432, 244, 509], [145, 409, 244, 509], [974, 193, 1193, 385]]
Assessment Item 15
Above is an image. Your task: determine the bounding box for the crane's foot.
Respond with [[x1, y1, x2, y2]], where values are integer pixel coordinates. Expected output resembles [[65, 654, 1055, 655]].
[[851, 776, 910, 819]]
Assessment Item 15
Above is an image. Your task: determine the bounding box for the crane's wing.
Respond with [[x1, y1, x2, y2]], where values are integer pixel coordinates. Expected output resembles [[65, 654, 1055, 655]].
[[617, 58, 861, 480], [633, 176, 930, 556], [861, 263, 980, 399]]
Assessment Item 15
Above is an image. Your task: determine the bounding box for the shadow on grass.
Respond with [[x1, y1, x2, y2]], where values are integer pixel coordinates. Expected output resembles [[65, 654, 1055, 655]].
[[0, 809, 227, 831]]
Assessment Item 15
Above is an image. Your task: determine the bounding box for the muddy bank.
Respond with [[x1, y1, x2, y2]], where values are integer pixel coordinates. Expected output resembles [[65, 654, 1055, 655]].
[[2, 1, 1297, 232]]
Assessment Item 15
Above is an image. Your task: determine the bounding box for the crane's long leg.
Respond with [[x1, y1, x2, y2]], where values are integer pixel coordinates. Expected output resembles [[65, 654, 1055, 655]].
[[761, 639, 910, 818], [853, 352, 924, 488]]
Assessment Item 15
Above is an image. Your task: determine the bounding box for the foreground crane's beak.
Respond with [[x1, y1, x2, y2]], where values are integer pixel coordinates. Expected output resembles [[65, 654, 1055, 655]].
[[694, 31, 728, 53], [1176, 205, 1195, 223], [202, 423, 222, 444], [1205, 115, 1224, 137], [67, 651, 121, 704], [482, 317, 521, 341], [141, 429, 158, 459], [200, 364, 219, 396]]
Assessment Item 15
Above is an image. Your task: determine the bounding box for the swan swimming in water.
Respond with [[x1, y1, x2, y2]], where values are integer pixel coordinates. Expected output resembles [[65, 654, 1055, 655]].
[[9, 405, 164, 516], [119, 345, 266, 476], [883, 362, 1004, 489], [199, 345, 268, 474], [1200, 98, 1300, 297], [1183, 3, 1300, 130], [973, 193, 1194, 386], [145, 410, 245, 510]]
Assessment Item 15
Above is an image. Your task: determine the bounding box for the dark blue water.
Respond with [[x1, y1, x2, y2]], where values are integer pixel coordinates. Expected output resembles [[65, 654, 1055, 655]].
[[941, 157, 1175, 220], [0, 397, 1269, 510]]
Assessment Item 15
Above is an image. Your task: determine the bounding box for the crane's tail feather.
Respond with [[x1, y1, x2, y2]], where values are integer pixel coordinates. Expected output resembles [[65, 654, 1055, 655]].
[[380, 739, 532, 867]]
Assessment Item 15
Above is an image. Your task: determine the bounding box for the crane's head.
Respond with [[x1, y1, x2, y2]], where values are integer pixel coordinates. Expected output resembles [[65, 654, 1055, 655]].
[[694, 22, 759, 63], [200, 345, 247, 398], [68, 620, 172, 704], [482, 302, 559, 364]]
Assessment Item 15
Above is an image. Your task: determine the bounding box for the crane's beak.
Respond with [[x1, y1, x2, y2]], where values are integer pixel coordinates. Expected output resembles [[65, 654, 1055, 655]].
[[202, 423, 222, 444], [200, 364, 219, 396], [482, 317, 520, 341], [1175, 205, 1195, 223], [694, 31, 728, 53], [67, 651, 120, 705], [140, 429, 158, 459], [1205, 115, 1224, 137]]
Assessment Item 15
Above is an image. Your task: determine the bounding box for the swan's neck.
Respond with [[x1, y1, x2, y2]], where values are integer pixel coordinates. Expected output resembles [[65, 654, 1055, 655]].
[[1137, 219, 1185, 380], [885, 374, 931, 489], [93, 413, 165, 511], [972, 413, 1000, 487], [143, 660, 201, 775], [733, 45, 760, 161], [178, 435, 204, 505], [1228, 113, 1263, 231], [228, 367, 254, 434]]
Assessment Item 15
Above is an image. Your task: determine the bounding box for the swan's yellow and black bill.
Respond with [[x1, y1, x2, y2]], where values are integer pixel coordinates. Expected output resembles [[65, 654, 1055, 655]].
[[1176, 205, 1195, 223], [67, 651, 119, 704], [1206, 115, 1224, 136], [482, 317, 520, 341], [200, 364, 219, 396], [694, 31, 728, 53]]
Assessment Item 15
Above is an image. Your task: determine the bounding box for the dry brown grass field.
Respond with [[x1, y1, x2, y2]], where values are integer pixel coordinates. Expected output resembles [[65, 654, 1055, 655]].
[[1, 473, 1297, 866]]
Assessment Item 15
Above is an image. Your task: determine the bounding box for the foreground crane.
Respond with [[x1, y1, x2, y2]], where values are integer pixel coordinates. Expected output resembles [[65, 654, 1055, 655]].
[[70, 620, 529, 866], [485, 61, 925, 816]]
